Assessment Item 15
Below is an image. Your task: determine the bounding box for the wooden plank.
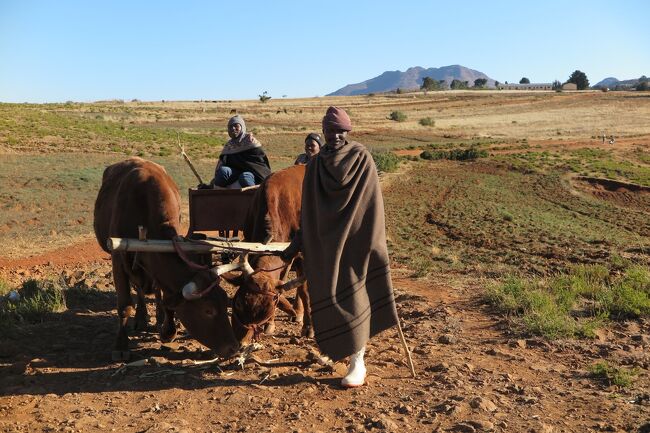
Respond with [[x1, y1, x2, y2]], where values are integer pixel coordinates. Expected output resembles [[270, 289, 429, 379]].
[[107, 237, 290, 254]]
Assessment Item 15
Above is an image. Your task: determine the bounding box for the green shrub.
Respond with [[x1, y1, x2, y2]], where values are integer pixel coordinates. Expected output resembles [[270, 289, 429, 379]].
[[590, 361, 637, 387], [389, 111, 407, 122], [371, 151, 401, 173], [419, 117, 435, 127], [420, 147, 487, 161]]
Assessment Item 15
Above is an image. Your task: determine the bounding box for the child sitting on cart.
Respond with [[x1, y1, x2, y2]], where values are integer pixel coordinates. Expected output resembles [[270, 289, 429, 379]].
[[199, 115, 271, 189]]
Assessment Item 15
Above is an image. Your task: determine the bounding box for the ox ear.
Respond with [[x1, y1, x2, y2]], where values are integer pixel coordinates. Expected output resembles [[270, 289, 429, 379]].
[[220, 271, 245, 287], [276, 276, 306, 293]]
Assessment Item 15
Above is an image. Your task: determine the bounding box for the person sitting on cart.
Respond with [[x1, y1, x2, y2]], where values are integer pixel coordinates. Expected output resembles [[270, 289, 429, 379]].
[[204, 115, 271, 189], [294, 132, 323, 165]]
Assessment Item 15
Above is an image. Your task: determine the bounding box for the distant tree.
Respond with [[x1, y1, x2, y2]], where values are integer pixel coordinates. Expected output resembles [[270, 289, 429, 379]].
[[258, 91, 272, 103], [552, 80, 563, 90], [519, 77, 530, 84], [474, 78, 488, 88], [567, 70, 589, 90], [421, 76, 442, 92], [494, 81, 500, 87], [450, 79, 464, 89], [396, 87, 403, 94], [637, 81, 650, 91], [639, 75, 648, 83]]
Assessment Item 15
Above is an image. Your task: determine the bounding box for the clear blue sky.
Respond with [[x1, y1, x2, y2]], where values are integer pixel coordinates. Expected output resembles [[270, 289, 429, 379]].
[[1, 0, 648, 102]]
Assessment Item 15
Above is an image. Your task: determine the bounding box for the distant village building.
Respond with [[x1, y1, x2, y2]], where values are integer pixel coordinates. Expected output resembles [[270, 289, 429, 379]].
[[497, 83, 553, 90], [562, 82, 578, 91]]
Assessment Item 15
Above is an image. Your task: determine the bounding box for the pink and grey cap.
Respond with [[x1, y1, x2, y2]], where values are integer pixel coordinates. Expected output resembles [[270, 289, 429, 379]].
[[322, 106, 352, 132]]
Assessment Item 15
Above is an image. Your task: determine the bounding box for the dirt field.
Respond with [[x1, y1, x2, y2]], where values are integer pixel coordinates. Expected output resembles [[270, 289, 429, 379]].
[[1, 92, 650, 433]]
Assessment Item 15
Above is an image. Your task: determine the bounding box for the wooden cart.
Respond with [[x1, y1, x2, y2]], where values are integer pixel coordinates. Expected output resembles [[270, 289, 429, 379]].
[[186, 186, 258, 239]]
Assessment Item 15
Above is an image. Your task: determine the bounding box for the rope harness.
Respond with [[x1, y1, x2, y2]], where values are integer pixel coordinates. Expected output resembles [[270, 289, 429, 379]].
[[169, 235, 294, 340]]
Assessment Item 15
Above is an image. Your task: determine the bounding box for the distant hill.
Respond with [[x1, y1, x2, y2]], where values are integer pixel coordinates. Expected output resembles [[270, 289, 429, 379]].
[[593, 76, 648, 89], [328, 65, 496, 96]]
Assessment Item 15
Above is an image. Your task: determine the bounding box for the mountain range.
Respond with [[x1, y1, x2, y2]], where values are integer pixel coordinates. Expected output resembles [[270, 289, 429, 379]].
[[327, 65, 496, 96], [593, 76, 647, 89]]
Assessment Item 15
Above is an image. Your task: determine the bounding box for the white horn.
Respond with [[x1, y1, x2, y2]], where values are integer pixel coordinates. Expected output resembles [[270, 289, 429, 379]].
[[209, 254, 255, 277], [239, 253, 255, 276], [277, 276, 307, 292], [210, 261, 245, 277], [182, 281, 201, 300]]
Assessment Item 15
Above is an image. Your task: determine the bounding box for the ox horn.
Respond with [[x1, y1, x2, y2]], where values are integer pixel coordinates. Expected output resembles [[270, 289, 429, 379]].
[[238, 253, 255, 276], [182, 281, 202, 300], [209, 253, 254, 277], [276, 276, 306, 292]]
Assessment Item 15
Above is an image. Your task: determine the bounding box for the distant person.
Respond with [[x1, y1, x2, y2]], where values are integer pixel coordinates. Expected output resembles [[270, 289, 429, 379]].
[[294, 133, 323, 165], [202, 115, 271, 189]]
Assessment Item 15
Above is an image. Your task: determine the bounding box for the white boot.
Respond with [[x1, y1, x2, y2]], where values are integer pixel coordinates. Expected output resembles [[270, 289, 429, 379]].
[[341, 347, 366, 388]]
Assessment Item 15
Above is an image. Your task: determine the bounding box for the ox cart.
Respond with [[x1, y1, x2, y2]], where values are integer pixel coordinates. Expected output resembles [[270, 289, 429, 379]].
[[106, 184, 416, 378]]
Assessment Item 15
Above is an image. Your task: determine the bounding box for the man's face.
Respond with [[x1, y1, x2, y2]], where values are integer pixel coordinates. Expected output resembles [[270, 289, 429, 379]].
[[228, 123, 242, 139], [304, 139, 320, 157], [323, 127, 348, 147]]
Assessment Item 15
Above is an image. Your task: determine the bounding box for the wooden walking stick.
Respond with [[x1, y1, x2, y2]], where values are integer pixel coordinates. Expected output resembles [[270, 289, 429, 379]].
[[177, 133, 205, 185], [396, 314, 417, 378]]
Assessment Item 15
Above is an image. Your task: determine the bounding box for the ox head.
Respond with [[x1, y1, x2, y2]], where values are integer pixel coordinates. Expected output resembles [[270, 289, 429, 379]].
[[171, 269, 240, 358], [222, 255, 305, 343]]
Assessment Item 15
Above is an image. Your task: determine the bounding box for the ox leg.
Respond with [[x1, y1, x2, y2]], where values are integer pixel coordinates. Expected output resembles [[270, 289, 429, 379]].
[[152, 287, 177, 342], [154, 287, 164, 328], [264, 313, 276, 335], [159, 307, 177, 343], [298, 282, 314, 338], [291, 260, 305, 324], [267, 295, 297, 335], [112, 259, 134, 361], [292, 293, 305, 325], [134, 282, 150, 332]]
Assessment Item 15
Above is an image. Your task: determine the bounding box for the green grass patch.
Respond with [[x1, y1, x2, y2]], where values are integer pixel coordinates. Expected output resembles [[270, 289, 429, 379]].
[[494, 149, 650, 186], [485, 264, 650, 339], [589, 361, 638, 388], [419, 117, 435, 127], [1, 279, 67, 331]]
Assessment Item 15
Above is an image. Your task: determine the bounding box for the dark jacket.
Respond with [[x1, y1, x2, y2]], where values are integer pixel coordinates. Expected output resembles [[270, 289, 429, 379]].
[[218, 147, 271, 184]]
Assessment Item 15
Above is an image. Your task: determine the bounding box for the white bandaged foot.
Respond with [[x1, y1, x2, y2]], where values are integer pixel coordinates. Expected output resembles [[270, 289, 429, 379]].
[[341, 347, 366, 388]]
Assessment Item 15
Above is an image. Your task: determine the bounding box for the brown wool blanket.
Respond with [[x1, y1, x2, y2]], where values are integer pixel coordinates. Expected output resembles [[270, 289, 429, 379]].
[[301, 140, 398, 361]]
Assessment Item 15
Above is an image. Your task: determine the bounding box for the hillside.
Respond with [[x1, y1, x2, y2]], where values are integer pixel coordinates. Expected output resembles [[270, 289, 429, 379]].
[[594, 75, 648, 89], [328, 65, 496, 96]]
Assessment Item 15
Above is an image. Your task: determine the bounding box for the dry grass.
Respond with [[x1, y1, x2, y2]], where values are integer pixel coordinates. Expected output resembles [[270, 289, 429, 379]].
[[1, 91, 650, 260]]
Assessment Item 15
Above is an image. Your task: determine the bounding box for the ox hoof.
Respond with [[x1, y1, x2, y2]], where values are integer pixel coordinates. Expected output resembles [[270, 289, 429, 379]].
[[301, 326, 315, 339], [111, 350, 131, 362], [291, 315, 304, 325], [264, 322, 276, 335]]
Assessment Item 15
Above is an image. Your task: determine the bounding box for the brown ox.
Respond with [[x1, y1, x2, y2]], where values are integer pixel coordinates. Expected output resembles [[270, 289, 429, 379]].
[[228, 164, 313, 343], [94, 157, 239, 360]]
